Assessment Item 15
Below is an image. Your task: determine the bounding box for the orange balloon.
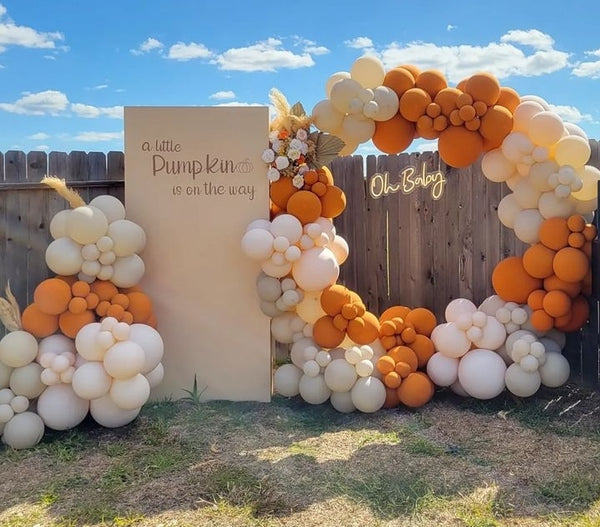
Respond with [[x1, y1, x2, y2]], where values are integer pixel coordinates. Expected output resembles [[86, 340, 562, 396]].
[[539, 218, 570, 250], [397, 64, 421, 80], [404, 308, 437, 336], [543, 275, 581, 298], [318, 167, 334, 185], [320, 185, 346, 218], [90, 280, 119, 302], [269, 176, 297, 209], [434, 87, 462, 116], [415, 70, 447, 98], [304, 170, 319, 185], [107, 303, 125, 320], [384, 371, 403, 389], [59, 310, 95, 339], [21, 304, 59, 338], [397, 372, 435, 408], [121, 311, 134, 325], [479, 105, 513, 148], [376, 355, 396, 375], [464, 72, 501, 106], [380, 305, 411, 323], [409, 334, 435, 368], [383, 387, 400, 408], [34, 278, 72, 315], [583, 224, 597, 241], [313, 316, 345, 349], [348, 311, 380, 344], [530, 309, 554, 332], [492, 256, 542, 303], [127, 291, 153, 322], [383, 67, 416, 98], [527, 289, 546, 311], [496, 86, 520, 113], [555, 295, 589, 332], [415, 115, 438, 140], [96, 300, 111, 317], [71, 280, 91, 298], [399, 88, 432, 122], [542, 290, 572, 318], [68, 296, 88, 315], [320, 284, 352, 316], [553, 247, 589, 283], [286, 190, 322, 224], [438, 126, 483, 168], [522, 243, 556, 279], [567, 214, 586, 233], [372, 113, 416, 154], [387, 345, 418, 371], [85, 292, 100, 310]]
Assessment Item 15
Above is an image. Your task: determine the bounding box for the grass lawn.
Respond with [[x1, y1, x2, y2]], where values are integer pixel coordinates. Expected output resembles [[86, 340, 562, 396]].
[[1, 383, 599, 527]]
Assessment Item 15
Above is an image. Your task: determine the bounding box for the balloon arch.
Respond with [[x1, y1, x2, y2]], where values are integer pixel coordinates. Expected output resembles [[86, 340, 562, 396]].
[[242, 55, 598, 413]]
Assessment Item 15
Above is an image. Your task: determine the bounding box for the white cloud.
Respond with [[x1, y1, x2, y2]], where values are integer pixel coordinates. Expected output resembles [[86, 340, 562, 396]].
[[547, 103, 592, 124], [379, 30, 569, 83], [34, 144, 49, 151], [209, 90, 236, 100], [214, 38, 313, 72], [73, 131, 123, 142], [92, 84, 108, 90], [213, 101, 265, 107], [28, 132, 49, 140], [345, 37, 374, 50], [0, 4, 63, 51], [447, 25, 457, 31], [167, 41, 212, 61], [500, 29, 555, 51], [0, 90, 68, 115], [293, 36, 329, 56], [572, 49, 600, 79], [131, 37, 164, 55], [71, 103, 123, 119]]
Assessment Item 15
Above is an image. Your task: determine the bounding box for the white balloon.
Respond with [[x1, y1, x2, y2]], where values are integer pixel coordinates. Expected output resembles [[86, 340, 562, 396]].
[[110, 374, 151, 410], [298, 374, 331, 405], [371, 86, 399, 121], [539, 352, 570, 387], [71, 361, 112, 400], [458, 349, 506, 399], [0, 331, 38, 367], [75, 322, 104, 361], [274, 364, 302, 397], [324, 359, 358, 392], [481, 149, 516, 183], [312, 99, 345, 133], [89, 195, 126, 224], [111, 255, 145, 288], [107, 220, 146, 256], [38, 334, 76, 360], [505, 363, 541, 397], [426, 352, 459, 387], [497, 193, 522, 229], [49, 209, 71, 239], [67, 205, 108, 245], [431, 323, 471, 358], [0, 362, 12, 388], [471, 317, 506, 351], [350, 377, 386, 413], [90, 394, 140, 428], [128, 324, 164, 374], [270, 214, 303, 243], [45, 237, 85, 276], [36, 384, 89, 430], [478, 295, 506, 316], [1, 412, 45, 449], [330, 391, 356, 413], [326, 71, 351, 98], [9, 363, 45, 398], [292, 247, 339, 292], [330, 78, 364, 113], [351, 56, 385, 89], [145, 362, 164, 389], [103, 341, 146, 379], [445, 298, 477, 322], [538, 191, 576, 219], [241, 228, 274, 260], [513, 209, 544, 244]]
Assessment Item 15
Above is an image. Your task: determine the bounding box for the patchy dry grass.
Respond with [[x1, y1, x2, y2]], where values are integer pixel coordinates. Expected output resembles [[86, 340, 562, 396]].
[[1, 384, 599, 527]]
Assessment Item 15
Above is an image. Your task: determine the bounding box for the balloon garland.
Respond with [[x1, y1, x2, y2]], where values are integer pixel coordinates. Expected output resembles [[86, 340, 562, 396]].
[[0, 178, 164, 449], [246, 56, 598, 412]]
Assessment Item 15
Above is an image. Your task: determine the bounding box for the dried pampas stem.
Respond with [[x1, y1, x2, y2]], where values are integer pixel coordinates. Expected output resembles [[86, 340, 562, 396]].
[[41, 175, 86, 208], [0, 281, 22, 332], [269, 88, 312, 133]]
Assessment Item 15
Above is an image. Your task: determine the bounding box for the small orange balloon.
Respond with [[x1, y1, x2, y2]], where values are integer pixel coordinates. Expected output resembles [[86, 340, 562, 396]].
[[68, 296, 88, 315], [543, 275, 581, 298], [90, 280, 119, 302], [59, 310, 95, 339], [387, 345, 418, 372], [530, 309, 554, 332], [555, 295, 589, 332], [71, 280, 91, 298], [434, 87, 462, 116], [320, 285, 352, 316], [377, 355, 396, 375], [527, 289, 546, 311], [127, 291, 153, 322], [384, 371, 403, 389], [567, 214, 586, 233], [405, 308, 437, 336], [320, 185, 346, 218]]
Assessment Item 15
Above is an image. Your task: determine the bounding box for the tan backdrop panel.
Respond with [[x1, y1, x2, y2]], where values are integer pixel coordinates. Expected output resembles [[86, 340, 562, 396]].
[[124, 106, 271, 402]]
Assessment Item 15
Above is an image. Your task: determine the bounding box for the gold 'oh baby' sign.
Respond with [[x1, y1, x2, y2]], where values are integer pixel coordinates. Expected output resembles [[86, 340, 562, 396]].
[[369, 164, 447, 201]]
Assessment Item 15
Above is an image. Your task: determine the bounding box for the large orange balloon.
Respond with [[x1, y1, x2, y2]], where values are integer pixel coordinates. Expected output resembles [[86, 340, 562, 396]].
[[269, 176, 297, 209], [21, 304, 59, 338], [320, 284, 352, 316], [434, 88, 462, 116], [539, 218, 570, 250], [313, 316, 345, 348], [553, 247, 589, 283], [372, 113, 415, 154], [397, 372, 435, 408], [492, 256, 542, 303], [415, 70, 447, 98], [320, 185, 346, 218], [383, 67, 416, 98], [286, 190, 322, 224], [555, 295, 589, 332], [522, 243, 556, 279], [464, 73, 501, 106], [399, 88, 431, 122], [438, 126, 483, 168], [405, 307, 437, 336], [496, 86, 520, 113], [34, 278, 72, 315], [480, 105, 513, 150]]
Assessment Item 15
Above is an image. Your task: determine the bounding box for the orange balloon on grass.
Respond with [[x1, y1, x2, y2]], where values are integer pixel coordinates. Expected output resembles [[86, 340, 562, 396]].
[[492, 256, 542, 303], [397, 372, 435, 408]]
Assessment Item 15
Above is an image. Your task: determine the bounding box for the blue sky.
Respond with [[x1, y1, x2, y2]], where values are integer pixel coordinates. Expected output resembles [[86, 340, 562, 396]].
[[1, 0, 600, 155]]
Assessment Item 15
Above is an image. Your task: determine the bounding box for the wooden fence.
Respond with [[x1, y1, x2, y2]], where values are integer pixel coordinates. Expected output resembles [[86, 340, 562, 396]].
[[1, 146, 599, 386]]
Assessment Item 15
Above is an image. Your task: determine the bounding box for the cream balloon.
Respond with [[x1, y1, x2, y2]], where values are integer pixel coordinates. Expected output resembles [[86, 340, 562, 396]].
[[426, 352, 459, 387], [36, 384, 89, 430], [458, 349, 506, 399], [0, 331, 38, 367], [312, 99, 345, 133], [513, 209, 544, 244], [71, 361, 112, 400], [274, 364, 302, 397], [330, 78, 364, 114], [341, 114, 376, 144], [512, 101, 545, 134], [89, 394, 140, 428], [528, 111, 564, 147], [49, 209, 71, 239], [9, 363, 45, 398], [371, 87, 399, 121], [481, 149, 516, 183], [295, 290, 326, 324], [89, 195, 126, 223], [572, 165, 600, 202], [1, 412, 45, 449], [111, 255, 145, 288], [497, 193, 522, 229], [292, 247, 340, 292], [505, 363, 541, 397], [350, 376, 386, 413], [107, 220, 147, 256], [45, 237, 85, 276], [298, 374, 331, 404], [325, 71, 351, 98], [324, 359, 358, 392], [351, 56, 385, 89], [103, 341, 145, 379], [66, 205, 109, 245], [554, 135, 591, 167], [329, 391, 356, 413], [110, 374, 151, 410]]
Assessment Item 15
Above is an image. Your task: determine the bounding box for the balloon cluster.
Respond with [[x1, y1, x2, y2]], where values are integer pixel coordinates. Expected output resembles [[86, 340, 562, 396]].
[[312, 57, 520, 167], [46, 195, 146, 287], [426, 295, 570, 399], [0, 181, 164, 449]]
